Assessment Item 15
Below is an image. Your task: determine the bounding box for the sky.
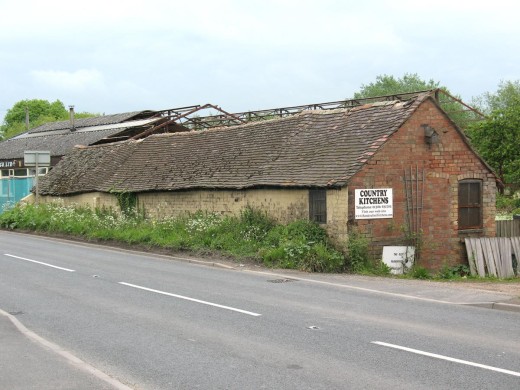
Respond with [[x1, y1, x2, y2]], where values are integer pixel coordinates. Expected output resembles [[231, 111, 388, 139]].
[[1, 0, 519, 118]]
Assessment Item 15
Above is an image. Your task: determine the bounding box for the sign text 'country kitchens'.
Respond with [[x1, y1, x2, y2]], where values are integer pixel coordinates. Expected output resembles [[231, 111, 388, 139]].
[[355, 188, 393, 219]]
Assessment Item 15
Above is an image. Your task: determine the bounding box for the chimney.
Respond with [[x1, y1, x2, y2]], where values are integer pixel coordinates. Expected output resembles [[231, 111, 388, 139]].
[[69, 105, 76, 131]]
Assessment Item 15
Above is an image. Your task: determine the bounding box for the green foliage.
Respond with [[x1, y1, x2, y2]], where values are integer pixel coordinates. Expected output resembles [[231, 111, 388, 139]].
[[466, 97, 520, 185], [472, 80, 520, 115], [437, 264, 471, 279], [1, 98, 99, 139], [0, 203, 346, 273], [261, 219, 345, 272], [353, 73, 474, 128], [113, 191, 139, 217], [354, 73, 439, 98], [410, 266, 432, 280], [496, 193, 520, 215], [345, 231, 370, 273]]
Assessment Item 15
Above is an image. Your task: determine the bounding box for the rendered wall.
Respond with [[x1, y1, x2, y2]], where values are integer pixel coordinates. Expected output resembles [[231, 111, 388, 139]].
[[40, 187, 349, 242]]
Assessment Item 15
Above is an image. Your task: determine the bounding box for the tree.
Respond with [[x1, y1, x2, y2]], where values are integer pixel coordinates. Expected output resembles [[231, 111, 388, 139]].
[[466, 94, 520, 186], [1, 99, 98, 140], [354, 73, 440, 98], [353, 73, 478, 129], [467, 80, 520, 187], [472, 80, 520, 115]]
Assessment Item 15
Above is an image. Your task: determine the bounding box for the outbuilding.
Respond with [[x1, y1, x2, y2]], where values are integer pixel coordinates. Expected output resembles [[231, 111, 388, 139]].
[[37, 92, 498, 269]]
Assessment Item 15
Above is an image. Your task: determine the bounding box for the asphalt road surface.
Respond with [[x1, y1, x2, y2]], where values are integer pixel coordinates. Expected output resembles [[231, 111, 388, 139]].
[[1, 231, 519, 389]]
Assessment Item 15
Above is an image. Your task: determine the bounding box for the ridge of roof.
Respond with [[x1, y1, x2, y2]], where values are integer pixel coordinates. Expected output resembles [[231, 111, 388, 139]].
[[39, 95, 424, 195]]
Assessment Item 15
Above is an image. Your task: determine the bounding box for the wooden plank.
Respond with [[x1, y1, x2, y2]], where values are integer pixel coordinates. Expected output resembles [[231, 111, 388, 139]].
[[511, 237, 520, 275], [481, 238, 497, 277], [464, 238, 477, 276], [472, 238, 487, 277], [490, 238, 505, 278], [498, 238, 514, 278]]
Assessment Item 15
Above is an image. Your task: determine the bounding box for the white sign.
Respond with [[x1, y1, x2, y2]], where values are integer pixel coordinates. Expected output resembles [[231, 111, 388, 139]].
[[382, 246, 415, 275], [355, 188, 393, 219], [24, 151, 51, 167]]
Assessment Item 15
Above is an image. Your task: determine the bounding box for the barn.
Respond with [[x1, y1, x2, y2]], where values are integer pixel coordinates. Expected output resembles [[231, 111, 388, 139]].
[[36, 92, 498, 269]]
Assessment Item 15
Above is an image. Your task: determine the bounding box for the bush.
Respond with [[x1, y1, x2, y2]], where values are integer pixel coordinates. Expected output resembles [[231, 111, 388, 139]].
[[437, 264, 471, 279], [346, 231, 370, 273]]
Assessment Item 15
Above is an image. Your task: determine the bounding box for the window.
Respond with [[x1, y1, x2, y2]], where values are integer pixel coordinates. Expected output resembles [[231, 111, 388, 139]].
[[458, 180, 482, 230], [13, 169, 28, 177], [309, 189, 327, 224]]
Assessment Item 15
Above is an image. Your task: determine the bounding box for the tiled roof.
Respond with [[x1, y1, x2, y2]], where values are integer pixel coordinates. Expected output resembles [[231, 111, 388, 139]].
[[39, 95, 428, 195]]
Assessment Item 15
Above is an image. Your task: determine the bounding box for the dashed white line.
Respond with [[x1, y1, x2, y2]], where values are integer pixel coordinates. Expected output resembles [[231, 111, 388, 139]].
[[119, 282, 261, 317], [4, 254, 75, 272], [372, 341, 520, 377]]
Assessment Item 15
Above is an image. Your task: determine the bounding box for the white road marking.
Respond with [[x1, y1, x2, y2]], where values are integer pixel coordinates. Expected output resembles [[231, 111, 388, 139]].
[[119, 282, 261, 317], [372, 341, 520, 377], [0, 308, 134, 390], [4, 254, 75, 272]]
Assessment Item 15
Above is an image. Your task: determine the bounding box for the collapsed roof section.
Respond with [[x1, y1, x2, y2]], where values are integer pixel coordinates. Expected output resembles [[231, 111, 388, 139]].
[[38, 95, 428, 196], [0, 88, 484, 162]]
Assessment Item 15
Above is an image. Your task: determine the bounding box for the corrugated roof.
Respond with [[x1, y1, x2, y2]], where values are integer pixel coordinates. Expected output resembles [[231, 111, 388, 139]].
[[26, 111, 149, 134], [0, 118, 162, 160], [39, 95, 427, 195]]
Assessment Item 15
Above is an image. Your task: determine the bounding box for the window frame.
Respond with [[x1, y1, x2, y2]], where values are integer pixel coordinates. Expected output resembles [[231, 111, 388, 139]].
[[458, 179, 483, 230], [309, 189, 327, 224]]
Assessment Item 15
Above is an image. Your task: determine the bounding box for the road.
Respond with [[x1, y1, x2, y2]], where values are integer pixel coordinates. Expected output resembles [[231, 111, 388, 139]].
[[1, 231, 519, 389]]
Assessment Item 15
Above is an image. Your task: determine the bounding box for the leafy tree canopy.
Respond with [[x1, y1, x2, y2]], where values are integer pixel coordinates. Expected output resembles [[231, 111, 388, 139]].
[[467, 92, 520, 186], [353, 73, 478, 129], [354, 73, 440, 98], [472, 80, 520, 115], [1, 99, 98, 140]]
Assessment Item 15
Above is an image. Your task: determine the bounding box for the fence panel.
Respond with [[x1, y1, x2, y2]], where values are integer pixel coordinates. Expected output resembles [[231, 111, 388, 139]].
[[496, 220, 520, 237]]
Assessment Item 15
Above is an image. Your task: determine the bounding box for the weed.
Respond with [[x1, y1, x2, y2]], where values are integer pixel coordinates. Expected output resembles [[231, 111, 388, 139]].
[[437, 264, 471, 279], [410, 266, 431, 280]]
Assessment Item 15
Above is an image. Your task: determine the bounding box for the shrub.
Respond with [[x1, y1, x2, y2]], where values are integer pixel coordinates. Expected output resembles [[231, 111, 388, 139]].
[[437, 264, 471, 279], [346, 231, 370, 273]]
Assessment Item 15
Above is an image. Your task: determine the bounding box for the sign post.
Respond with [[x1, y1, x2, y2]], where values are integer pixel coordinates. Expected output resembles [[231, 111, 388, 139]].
[[23, 151, 50, 204]]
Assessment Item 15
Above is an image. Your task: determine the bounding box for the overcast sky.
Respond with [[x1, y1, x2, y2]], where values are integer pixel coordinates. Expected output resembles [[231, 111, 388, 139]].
[[1, 0, 519, 117]]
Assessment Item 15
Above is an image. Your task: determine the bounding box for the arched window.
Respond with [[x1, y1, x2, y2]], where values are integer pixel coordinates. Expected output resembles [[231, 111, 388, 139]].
[[458, 180, 482, 230]]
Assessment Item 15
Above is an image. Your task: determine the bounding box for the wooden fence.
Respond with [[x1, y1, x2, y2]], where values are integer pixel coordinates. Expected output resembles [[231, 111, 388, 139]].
[[465, 237, 519, 278], [496, 219, 520, 237]]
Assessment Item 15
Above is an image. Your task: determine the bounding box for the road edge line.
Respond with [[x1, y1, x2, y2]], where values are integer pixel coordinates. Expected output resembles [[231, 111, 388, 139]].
[[0, 308, 134, 390]]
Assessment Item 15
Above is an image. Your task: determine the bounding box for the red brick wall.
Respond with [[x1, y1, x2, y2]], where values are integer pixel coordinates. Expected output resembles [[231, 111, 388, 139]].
[[348, 98, 497, 270]]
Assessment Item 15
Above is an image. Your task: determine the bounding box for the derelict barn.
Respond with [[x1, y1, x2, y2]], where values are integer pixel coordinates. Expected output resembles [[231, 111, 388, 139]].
[[37, 92, 497, 270], [0, 104, 233, 209]]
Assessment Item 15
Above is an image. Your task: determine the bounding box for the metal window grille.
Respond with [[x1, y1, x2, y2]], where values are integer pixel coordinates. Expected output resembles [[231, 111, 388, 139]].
[[458, 180, 482, 230], [309, 189, 327, 224]]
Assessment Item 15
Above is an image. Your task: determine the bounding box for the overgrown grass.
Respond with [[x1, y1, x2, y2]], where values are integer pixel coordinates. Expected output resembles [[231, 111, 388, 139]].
[[0, 203, 352, 272]]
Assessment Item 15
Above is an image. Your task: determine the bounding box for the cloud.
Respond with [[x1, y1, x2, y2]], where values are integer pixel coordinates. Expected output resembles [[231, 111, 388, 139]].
[[30, 69, 106, 91]]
